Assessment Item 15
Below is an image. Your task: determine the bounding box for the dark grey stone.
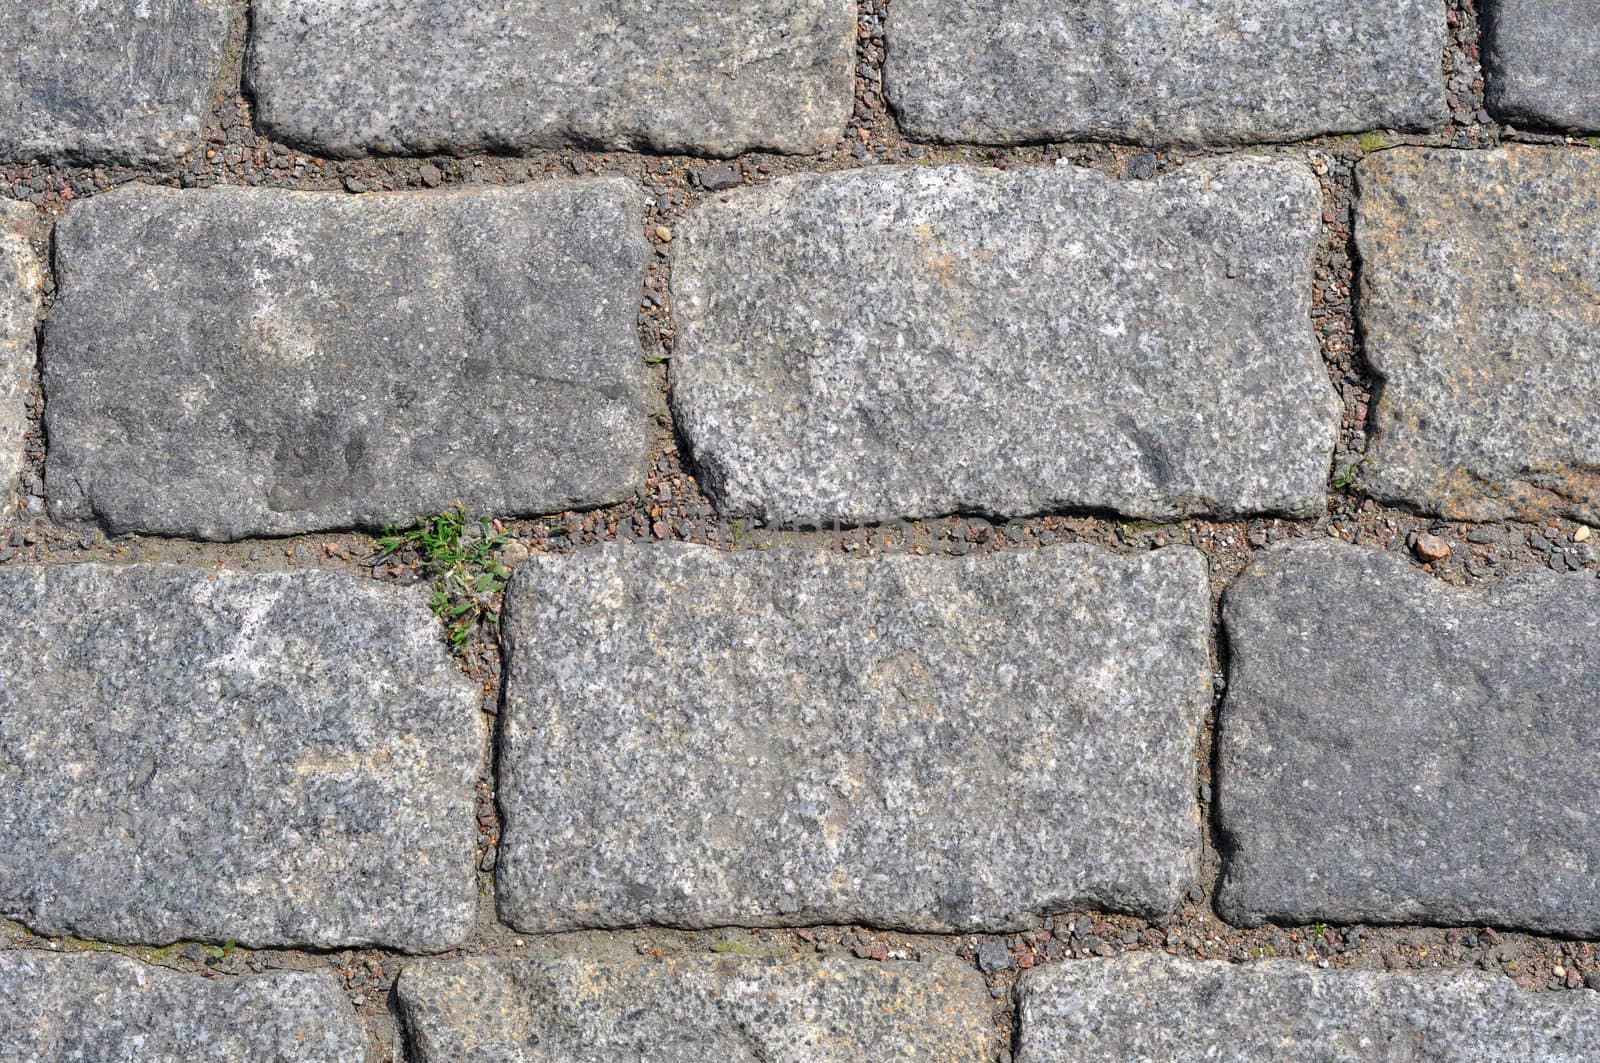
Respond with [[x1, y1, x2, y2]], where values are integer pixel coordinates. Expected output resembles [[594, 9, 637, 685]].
[[246, 1, 855, 158], [0, 951, 367, 1061], [0, 0, 230, 165], [397, 954, 995, 1061], [1357, 147, 1600, 524], [44, 182, 648, 539], [1485, 0, 1600, 130], [1216, 539, 1600, 935], [496, 543, 1211, 933], [0, 564, 482, 950], [672, 161, 1338, 526], [1016, 953, 1600, 1061], [0, 202, 39, 504], [976, 940, 1013, 974], [885, 1, 1446, 146]]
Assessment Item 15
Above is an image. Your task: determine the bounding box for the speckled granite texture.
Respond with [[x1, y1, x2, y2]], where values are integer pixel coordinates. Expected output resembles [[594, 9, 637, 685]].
[[672, 161, 1338, 526], [1015, 953, 1600, 1061], [0, 0, 231, 164], [0, 202, 38, 506], [44, 181, 648, 539], [0, 564, 482, 951], [1357, 147, 1600, 523], [396, 954, 995, 1061], [495, 543, 1212, 933], [0, 950, 367, 1062], [1216, 540, 1600, 936], [247, 0, 856, 157], [885, 0, 1446, 146], [1484, 0, 1600, 131]]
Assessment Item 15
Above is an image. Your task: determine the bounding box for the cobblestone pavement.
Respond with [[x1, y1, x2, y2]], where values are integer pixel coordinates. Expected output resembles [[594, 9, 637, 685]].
[[3, 0, 1600, 1060]]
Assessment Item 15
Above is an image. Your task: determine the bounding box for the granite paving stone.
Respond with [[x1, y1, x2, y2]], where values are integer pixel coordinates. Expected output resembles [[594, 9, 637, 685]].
[[44, 181, 648, 539], [0, 201, 39, 506], [396, 954, 995, 1062], [0, 0, 231, 165], [1357, 147, 1600, 523], [0, 564, 482, 951], [885, 0, 1446, 146], [1484, 0, 1600, 131], [246, 0, 855, 158], [0, 950, 366, 1062], [1216, 539, 1600, 935], [495, 543, 1211, 933], [672, 160, 1338, 526], [1015, 953, 1600, 1061]]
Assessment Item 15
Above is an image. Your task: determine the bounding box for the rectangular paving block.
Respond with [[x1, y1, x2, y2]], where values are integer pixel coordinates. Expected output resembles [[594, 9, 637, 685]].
[[1015, 953, 1600, 1061], [885, 1, 1445, 146], [0, 0, 230, 164], [1357, 147, 1600, 523], [396, 954, 995, 1061], [1216, 540, 1600, 935], [44, 181, 648, 540], [246, 0, 855, 158], [1485, 0, 1600, 130], [0, 951, 366, 1062], [0, 564, 482, 951], [0, 201, 39, 506], [672, 161, 1339, 526], [496, 543, 1212, 933]]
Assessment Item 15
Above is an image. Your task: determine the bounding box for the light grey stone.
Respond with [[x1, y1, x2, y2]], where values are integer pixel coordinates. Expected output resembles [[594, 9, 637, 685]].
[[0, 950, 367, 1062], [396, 954, 995, 1062], [1485, 0, 1600, 130], [885, 0, 1446, 147], [1216, 540, 1600, 935], [1015, 953, 1600, 1061], [44, 182, 648, 540], [496, 543, 1211, 933], [246, 1, 855, 158], [672, 161, 1338, 525], [1357, 147, 1600, 523], [0, 201, 39, 507], [0, 0, 230, 165], [0, 564, 482, 951]]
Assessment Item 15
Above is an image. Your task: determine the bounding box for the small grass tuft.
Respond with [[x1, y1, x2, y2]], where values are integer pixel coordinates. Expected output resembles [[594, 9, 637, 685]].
[[377, 506, 510, 649], [1356, 131, 1390, 153], [1332, 456, 1368, 492]]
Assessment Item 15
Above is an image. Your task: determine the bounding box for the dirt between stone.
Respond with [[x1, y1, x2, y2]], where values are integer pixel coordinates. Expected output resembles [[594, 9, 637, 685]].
[[3, 0, 1599, 1060]]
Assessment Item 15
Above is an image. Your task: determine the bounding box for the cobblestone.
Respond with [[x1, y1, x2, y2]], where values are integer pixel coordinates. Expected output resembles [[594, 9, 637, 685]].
[[1484, 0, 1600, 131], [0, 201, 38, 507]]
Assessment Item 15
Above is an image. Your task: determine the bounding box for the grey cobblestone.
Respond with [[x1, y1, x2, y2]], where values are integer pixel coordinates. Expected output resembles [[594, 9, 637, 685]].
[[1016, 953, 1600, 1061], [0, 201, 38, 506], [496, 543, 1211, 933], [0, 564, 482, 951], [1217, 540, 1600, 936], [1484, 0, 1600, 131], [885, 0, 1446, 146], [1357, 147, 1600, 524], [672, 160, 1338, 526], [397, 954, 995, 1061], [0, 0, 231, 165], [247, 0, 856, 158], [0, 950, 366, 1062], [44, 181, 649, 539]]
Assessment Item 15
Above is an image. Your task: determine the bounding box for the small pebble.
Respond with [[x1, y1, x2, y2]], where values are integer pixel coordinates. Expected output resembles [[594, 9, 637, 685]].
[[1412, 533, 1450, 562]]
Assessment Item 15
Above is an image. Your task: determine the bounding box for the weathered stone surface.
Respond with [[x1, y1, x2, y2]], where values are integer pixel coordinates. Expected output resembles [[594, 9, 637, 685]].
[[885, 1, 1446, 146], [247, 1, 854, 158], [672, 161, 1338, 526], [0, 201, 39, 506], [0, 0, 230, 165], [0, 951, 366, 1062], [1216, 540, 1600, 935], [44, 182, 648, 539], [1015, 953, 1600, 1061], [1485, 0, 1600, 130], [0, 564, 481, 950], [497, 543, 1211, 933], [1357, 147, 1600, 523], [397, 954, 995, 1061]]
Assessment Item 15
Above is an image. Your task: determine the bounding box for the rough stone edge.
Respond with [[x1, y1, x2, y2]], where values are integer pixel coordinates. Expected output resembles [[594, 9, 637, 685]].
[[0, 201, 40, 516]]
